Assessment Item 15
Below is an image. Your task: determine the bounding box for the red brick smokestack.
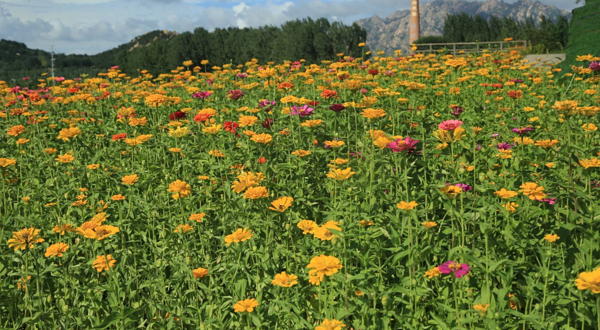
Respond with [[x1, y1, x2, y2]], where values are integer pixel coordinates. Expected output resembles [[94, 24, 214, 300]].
[[409, 0, 420, 46]]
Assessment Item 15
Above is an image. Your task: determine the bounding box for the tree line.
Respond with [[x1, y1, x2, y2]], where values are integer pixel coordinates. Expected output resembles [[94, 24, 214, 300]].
[[0, 17, 367, 82]]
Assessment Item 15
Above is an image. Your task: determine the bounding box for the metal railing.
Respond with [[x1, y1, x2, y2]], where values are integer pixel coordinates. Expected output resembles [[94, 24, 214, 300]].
[[413, 40, 528, 56]]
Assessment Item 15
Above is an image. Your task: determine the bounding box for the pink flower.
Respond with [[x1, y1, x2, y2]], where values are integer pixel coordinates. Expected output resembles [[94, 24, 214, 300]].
[[438, 260, 470, 278], [386, 137, 419, 153], [438, 120, 463, 131]]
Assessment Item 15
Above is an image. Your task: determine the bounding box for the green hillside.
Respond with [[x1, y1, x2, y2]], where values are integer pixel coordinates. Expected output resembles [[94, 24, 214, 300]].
[[562, 0, 600, 71]]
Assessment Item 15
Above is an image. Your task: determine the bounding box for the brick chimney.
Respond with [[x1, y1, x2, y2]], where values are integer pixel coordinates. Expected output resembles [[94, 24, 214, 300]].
[[409, 0, 420, 45]]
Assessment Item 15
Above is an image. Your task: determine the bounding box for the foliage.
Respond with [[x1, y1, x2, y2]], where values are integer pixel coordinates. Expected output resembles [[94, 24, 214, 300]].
[[414, 36, 448, 44]]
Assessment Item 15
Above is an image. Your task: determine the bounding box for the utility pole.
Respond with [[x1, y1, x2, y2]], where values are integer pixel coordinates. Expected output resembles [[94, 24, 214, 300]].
[[409, 0, 421, 48], [51, 45, 55, 86]]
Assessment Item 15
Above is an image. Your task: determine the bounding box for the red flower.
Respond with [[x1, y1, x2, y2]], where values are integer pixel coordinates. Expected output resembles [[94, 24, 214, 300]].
[[507, 90, 522, 99], [223, 121, 239, 133], [169, 111, 186, 121], [308, 100, 319, 106], [112, 133, 127, 141], [194, 113, 212, 122], [227, 89, 244, 100], [368, 69, 379, 75], [320, 89, 337, 99], [258, 157, 266, 164]]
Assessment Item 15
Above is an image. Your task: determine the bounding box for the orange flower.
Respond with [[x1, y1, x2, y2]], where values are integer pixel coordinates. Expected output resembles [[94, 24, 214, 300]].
[[55, 154, 75, 163], [233, 299, 259, 313], [92, 254, 116, 272], [271, 272, 298, 287], [122, 174, 139, 185], [45, 243, 69, 258], [168, 180, 191, 199], [193, 267, 209, 279], [396, 201, 418, 210], [225, 228, 253, 245], [269, 197, 293, 212], [519, 182, 546, 200]]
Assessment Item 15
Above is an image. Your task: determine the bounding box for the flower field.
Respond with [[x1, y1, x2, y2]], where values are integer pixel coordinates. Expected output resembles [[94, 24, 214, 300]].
[[2, 52, 600, 329]]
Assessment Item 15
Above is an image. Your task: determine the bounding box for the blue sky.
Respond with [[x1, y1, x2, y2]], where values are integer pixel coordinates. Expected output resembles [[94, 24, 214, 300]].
[[0, 0, 581, 55]]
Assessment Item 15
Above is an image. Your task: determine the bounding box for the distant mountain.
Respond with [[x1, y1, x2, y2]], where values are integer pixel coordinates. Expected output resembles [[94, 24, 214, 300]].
[[355, 0, 570, 54]]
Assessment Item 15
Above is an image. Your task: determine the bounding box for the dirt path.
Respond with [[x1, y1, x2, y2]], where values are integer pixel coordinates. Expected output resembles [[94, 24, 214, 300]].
[[523, 54, 566, 66]]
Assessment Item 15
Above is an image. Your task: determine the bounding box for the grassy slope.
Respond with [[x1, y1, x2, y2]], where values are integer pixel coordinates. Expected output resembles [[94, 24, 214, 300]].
[[561, 0, 600, 70]]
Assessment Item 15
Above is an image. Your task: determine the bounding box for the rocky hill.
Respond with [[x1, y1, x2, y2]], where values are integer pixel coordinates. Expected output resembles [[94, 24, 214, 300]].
[[355, 0, 570, 54]]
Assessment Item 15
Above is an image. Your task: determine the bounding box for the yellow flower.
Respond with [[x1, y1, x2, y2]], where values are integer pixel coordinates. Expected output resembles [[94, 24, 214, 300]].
[[243, 186, 269, 199], [92, 254, 116, 273], [580, 158, 600, 169], [174, 224, 194, 234], [0, 158, 17, 167], [297, 220, 318, 234], [87, 164, 100, 170], [313, 220, 341, 241], [519, 182, 546, 200], [122, 174, 139, 185], [440, 185, 462, 198], [374, 136, 393, 149], [45, 242, 69, 258], [494, 188, 518, 199], [189, 213, 206, 222], [168, 180, 191, 199], [576, 268, 600, 293], [202, 124, 221, 135], [315, 319, 346, 330], [111, 194, 126, 201], [208, 149, 225, 157], [193, 267, 209, 279], [168, 126, 190, 138], [396, 201, 418, 211], [55, 154, 75, 163], [292, 149, 312, 157], [183, 60, 193, 67], [424, 267, 441, 279], [225, 228, 253, 245], [238, 115, 258, 127], [307, 255, 342, 285], [543, 234, 559, 243], [502, 202, 519, 213], [250, 133, 272, 144], [301, 119, 323, 128], [361, 108, 387, 119], [552, 100, 578, 115], [233, 299, 259, 313], [7, 125, 26, 137], [421, 221, 437, 229], [8, 228, 44, 251], [433, 127, 465, 143], [326, 167, 356, 181], [534, 139, 559, 149], [360, 220, 374, 227], [583, 123, 598, 132], [271, 272, 298, 287], [57, 126, 81, 141], [269, 196, 293, 212], [52, 224, 75, 235], [324, 140, 345, 148], [474, 303, 490, 316]]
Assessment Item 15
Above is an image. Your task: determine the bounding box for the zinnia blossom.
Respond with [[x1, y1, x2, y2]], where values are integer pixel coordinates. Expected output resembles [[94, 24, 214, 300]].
[[298, 220, 318, 234], [193, 267, 209, 279], [307, 255, 342, 286], [243, 186, 269, 199], [424, 267, 441, 279], [397, 201, 418, 210], [543, 234, 560, 243], [440, 185, 462, 198], [576, 268, 600, 293], [45, 242, 69, 258], [271, 272, 298, 287], [168, 180, 191, 199], [386, 137, 418, 153], [269, 196, 293, 212], [438, 120, 463, 131], [326, 167, 356, 181], [8, 228, 44, 251], [315, 319, 346, 330], [233, 298, 259, 313], [225, 228, 253, 245], [494, 188, 518, 199], [313, 221, 341, 241], [438, 260, 470, 278], [519, 182, 546, 200], [92, 254, 117, 272]]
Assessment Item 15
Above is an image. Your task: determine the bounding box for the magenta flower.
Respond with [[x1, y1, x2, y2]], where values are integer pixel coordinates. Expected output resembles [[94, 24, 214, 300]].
[[438, 261, 470, 278], [589, 62, 600, 72], [236, 73, 248, 79], [290, 105, 314, 117], [227, 89, 244, 101], [438, 120, 463, 131], [450, 106, 464, 118], [329, 104, 345, 112], [511, 127, 534, 135], [192, 91, 212, 99], [386, 137, 419, 153], [497, 142, 511, 150]]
